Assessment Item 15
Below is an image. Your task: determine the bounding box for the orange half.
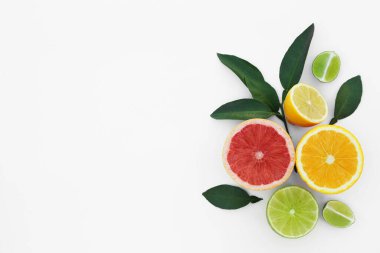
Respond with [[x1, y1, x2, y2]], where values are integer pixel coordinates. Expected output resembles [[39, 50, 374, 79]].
[[296, 125, 364, 194]]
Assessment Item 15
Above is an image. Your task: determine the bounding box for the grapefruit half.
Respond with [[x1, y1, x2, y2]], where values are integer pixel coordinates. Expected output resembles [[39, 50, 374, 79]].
[[223, 119, 295, 190]]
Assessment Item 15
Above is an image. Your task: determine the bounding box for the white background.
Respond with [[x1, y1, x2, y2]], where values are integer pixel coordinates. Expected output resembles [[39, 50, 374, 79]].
[[0, 0, 379, 252]]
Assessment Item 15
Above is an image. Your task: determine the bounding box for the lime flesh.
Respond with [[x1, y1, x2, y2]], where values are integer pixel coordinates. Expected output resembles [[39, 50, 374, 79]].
[[266, 186, 318, 238], [323, 201, 355, 228], [312, 51, 340, 82]]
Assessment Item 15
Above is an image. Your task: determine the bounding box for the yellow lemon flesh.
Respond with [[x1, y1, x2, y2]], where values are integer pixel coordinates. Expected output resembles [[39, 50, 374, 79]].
[[284, 83, 328, 127]]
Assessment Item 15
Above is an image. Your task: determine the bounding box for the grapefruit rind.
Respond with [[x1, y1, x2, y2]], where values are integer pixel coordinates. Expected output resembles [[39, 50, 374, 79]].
[[223, 119, 295, 191], [296, 125, 364, 194]]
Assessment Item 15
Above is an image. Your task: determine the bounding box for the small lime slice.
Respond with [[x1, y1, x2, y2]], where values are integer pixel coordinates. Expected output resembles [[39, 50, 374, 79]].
[[312, 51, 341, 82], [323, 200, 355, 228], [266, 186, 318, 238]]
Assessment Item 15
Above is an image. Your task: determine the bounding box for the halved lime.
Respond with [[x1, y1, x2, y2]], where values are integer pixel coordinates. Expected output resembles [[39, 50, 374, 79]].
[[312, 51, 341, 82], [323, 200, 355, 228], [266, 186, 318, 238]]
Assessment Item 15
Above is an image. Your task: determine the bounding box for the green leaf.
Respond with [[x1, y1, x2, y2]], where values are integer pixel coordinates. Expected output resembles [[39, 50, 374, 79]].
[[217, 53, 280, 112], [202, 184, 262, 210], [211, 99, 277, 120], [280, 24, 314, 93], [217, 53, 265, 85], [249, 195, 262, 204], [329, 118, 338, 125], [247, 79, 280, 112], [331, 75, 362, 124]]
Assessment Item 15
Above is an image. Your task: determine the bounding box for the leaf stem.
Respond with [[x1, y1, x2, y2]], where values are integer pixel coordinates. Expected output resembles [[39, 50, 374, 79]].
[[279, 104, 290, 135], [277, 103, 297, 173], [275, 114, 283, 121]]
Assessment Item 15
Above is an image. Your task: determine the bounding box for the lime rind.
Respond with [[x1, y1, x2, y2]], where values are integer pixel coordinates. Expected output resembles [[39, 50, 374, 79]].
[[312, 51, 341, 83], [266, 186, 319, 238], [322, 200, 355, 228]]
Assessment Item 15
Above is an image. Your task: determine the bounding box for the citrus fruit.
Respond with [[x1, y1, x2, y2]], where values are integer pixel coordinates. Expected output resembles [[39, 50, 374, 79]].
[[312, 51, 341, 83], [323, 200, 355, 228], [223, 119, 295, 190], [284, 83, 328, 127], [266, 186, 318, 238], [296, 125, 364, 194]]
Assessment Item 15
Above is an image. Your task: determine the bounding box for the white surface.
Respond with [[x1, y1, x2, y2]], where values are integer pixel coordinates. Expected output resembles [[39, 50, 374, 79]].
[[0, 0, 378, 252]]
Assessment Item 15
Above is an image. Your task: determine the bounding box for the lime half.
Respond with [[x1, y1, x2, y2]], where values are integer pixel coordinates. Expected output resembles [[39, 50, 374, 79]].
[[323, 201, 355, 228], [266, 186, 318, 238], [312, 51, 341, 82]]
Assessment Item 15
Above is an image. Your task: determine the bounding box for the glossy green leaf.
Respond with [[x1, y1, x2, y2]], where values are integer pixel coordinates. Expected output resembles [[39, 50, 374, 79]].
[[247, 79, 280, 112], [249, 195, 262, 204], [202, 185, 262, 210], [280, 24, 314, 93], [211, 99, 277, 120], [217, 53, 265, 84], [217, 53, 280, 112], [330, 75, 362, 124]]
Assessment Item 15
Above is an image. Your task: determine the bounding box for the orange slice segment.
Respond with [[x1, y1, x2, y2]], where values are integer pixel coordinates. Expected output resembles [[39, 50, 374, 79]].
[[296, 125, 363, 194]]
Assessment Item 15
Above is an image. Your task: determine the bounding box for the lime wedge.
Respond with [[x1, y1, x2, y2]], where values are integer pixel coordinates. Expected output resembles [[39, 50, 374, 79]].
[[266, 186, 318, 238], [312, 51, 340, 82], [323, 201, 355, 228]]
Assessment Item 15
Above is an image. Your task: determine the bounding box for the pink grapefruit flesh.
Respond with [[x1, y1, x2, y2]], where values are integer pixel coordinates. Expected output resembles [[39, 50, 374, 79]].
[[223, 119, 295, 190]]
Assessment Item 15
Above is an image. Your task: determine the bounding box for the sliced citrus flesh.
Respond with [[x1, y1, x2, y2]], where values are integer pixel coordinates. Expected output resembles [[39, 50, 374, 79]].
[[323, 200, 355, 228], [267, 186, 318, 238], [296, 125, 364, 194], [284, 83, 328, 127], [312, 51, 341, 83], [223, 119, 295, 190]]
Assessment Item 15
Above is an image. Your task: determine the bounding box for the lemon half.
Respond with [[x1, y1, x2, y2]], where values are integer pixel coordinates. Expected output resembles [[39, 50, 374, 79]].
[[284, 83, 328, 127]]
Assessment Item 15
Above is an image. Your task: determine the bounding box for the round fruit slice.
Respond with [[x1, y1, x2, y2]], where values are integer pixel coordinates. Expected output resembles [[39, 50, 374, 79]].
[[223, 119, 295, 190], [284, 83, 328, 127], [267, 186, 318, 238], [312, 51, 341, 83], [323, 200, 355, 228], [296, 125, 364, 194]]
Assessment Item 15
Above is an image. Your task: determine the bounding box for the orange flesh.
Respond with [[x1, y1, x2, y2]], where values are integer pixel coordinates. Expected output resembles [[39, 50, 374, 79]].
[[300, 130, 358, 188]]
